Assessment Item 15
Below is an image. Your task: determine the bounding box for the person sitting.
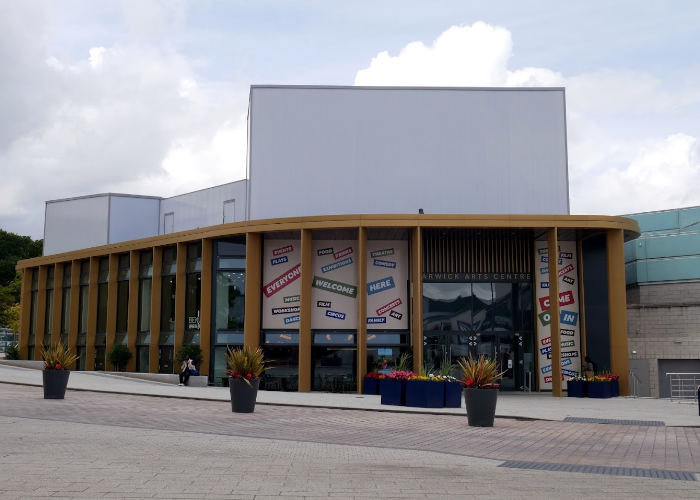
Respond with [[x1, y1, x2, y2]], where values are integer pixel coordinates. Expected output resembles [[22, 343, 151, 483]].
[[178, 356, 198, 386]]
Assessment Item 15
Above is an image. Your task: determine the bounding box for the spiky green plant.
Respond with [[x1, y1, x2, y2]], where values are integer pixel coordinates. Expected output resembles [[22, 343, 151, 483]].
[[419, 362, 435, 377], [394, 352, 412, 372], [438, 360, 457, 378], [41, 343, 79, 370], [224, 345, 267, 387], [456, 354, 506, 388]]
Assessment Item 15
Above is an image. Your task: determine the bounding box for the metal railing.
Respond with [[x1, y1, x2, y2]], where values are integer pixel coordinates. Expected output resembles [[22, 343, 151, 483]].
[[666, 373, 700, 402], [629, 371, 642, 398]]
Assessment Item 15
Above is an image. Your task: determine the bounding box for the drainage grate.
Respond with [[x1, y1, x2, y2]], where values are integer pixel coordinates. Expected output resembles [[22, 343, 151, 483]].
[[499, 460, 696, 481], [564, 417, 665, 426]]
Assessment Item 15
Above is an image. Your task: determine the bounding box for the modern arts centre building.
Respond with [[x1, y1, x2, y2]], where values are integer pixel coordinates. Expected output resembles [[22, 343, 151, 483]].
[[15, 86, 640, 396]]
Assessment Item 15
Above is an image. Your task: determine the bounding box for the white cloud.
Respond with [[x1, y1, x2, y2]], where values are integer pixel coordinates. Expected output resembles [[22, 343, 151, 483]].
[[0, 1, 248, 238], [354, 22, 700, 217]]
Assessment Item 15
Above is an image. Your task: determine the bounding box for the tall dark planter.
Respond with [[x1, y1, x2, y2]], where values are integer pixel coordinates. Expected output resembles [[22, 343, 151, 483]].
[[610, 380, 619, 397], [406, 380, 445, 408], [380, 378, 406, 406], [229, 378, 260, 413], [464, 388, 498, 427], [43, 370, 70, 399], [567, 380, 587, 398], [363, 378, 379, 395], [444, 381, 463, 408], [587, 381, 611, 399]]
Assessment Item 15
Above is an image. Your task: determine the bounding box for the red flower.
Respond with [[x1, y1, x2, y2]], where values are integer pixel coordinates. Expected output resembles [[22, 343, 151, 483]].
[[246, 373, 252, 379], [465, 379, 474, 387], [55, 364, 61, 370]]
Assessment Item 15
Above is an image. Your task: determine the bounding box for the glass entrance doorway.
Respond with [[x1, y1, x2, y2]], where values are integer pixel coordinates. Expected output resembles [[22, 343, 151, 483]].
[[423, 282, 533, 391]]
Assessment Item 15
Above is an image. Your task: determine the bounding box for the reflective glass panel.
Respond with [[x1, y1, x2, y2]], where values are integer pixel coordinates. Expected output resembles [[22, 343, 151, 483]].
[[160, 276, 176, 332], [97, 283, 108, 334], [313, 333, 355, 345], [138, 278, 152, 332], [216, 332, 244, 344], [61, 289, 70, 335], [311, 348, 357, 392], [79, 286, 88, 334], [215, 271, 245, 330], [185, 273, 201, 331], [218, 258, 246, 269], [422, 283, 473, 332], [116, 280, 129, 333], [472, 283, 493, 331], [264, 333, 299, 344], [366, 333, 405, 345]]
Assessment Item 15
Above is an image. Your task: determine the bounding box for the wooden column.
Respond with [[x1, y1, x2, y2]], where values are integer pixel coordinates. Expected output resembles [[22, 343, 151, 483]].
[[173, 243, 187, 372], [127, 250, 139, 372], [35, 266, 48, 356], [244, 233, 262, 349], [607, 229, 630, 396], [411, 227, 423, 374], [356, 227, 367, 394], [547, 228, 562, 397], [298, 229, 313, 392], [105, 254, 119, 371], [68, 261, 81, 369], [85, 257, 99, 371], [149, 247, 163, 373], [200, 239, 213, 376], [18, 269, 32, 360], [51, 264, 64, 346]]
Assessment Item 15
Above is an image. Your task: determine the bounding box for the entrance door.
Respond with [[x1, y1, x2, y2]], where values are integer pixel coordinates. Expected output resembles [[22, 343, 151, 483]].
[[95, 347, 106, 371], [470, 331, 521, 390], [163, 212, 174, 234], [423, 333, 448, 371], [159, 347, 173, 373]]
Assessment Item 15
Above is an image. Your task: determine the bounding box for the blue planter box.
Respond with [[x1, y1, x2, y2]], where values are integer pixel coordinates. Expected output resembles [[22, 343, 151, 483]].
[[363, 378, 380, 395], [380, 378, 406, 406], [444, 381, 462, 408], [587, 381, 611, 399], [567, 380, 588, 398], [405, 380, 445, 408], [611, 380, 619, 397]]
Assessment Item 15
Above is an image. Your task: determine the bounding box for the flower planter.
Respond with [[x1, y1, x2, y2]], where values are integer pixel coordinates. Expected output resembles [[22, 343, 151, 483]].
[[444, 381, 462, 408], [610, 380, 619, 397], [567, 380, 588, 398], [229, 378, 260, 413], [464, 388, 498, 427], [380, 378, 406, 406], [363, 378, 380, 395], [587, 381, 611, 399], [43, 370, 70, 399], [405, 380, 445, 408]]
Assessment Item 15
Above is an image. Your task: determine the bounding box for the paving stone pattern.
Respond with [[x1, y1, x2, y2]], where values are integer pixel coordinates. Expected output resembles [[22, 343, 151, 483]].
[[1, 384, 700, 474]]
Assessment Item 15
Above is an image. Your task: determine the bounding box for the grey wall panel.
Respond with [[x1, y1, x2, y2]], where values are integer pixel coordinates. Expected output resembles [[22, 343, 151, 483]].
[[44, 196, 110, 255], [159, 181, 248, 235], [248, 87, 569, 221], [108, 196, 160, 244]]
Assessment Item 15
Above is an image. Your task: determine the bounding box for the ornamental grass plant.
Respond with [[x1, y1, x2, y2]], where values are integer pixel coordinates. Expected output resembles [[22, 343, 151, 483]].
[[41, 343, 78, 370], [224, 345, 267, 387], [456, 354, 506, 389]]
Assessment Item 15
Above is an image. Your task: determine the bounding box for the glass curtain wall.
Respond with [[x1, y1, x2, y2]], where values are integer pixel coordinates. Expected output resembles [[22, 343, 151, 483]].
[[43, 267, 54, 349], [184, 242, 202, 345], [76, 261, 90, 370], [115, 254, 130, 345], [136, 250, 153, 372], [28, 269, 39, 360], [213, 239, 245, 386], [94, 257, 109, 371], [159, 247, 176, 373], [61, 263, 71, 346]]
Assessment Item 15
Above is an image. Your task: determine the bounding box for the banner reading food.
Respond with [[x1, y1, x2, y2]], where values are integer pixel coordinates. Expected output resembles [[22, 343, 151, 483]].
[[534, 241, 581, 390]]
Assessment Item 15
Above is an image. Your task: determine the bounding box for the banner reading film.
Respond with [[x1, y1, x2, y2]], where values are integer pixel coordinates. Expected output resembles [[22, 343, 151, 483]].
[[262, 239, 302, 329], [534, 241, 581, 390], [311, 240, 358, 329], [366, 241, 408, 330]]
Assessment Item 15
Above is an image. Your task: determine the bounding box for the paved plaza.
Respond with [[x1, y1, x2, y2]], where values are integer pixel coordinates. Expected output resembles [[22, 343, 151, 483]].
[[1, 365, 700, 498]]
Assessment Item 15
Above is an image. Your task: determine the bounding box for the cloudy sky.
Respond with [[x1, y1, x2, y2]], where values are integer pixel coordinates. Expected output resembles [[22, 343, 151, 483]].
[[1, 0, 699, 239]]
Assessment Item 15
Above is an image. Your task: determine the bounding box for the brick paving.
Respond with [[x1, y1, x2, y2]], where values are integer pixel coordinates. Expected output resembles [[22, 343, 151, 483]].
[[1, 384, 699, 473]]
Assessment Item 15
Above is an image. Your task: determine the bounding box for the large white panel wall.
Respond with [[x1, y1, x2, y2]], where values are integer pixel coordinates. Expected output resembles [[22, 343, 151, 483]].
[[44, 196, 110, 255], [159, 181, 248, 235], [109, 196, 160, 244], [248, 86, 569, 220]]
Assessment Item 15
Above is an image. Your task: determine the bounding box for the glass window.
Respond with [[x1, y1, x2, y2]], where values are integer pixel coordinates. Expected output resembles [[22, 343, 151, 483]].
[[366, 333, 406, 345], [492, 283, 514, 332], [118, 253, 130, 280], [261, 346, 299, 391], [138, 278, 152, 332], [98, 257, 109, 283], [80, 260, 90, 285], [162, 246, 177, 275], [366, 346, 407, 373], [45, 291, 54, 337], [61, 288, 70, 335], [185, 273, 201, 331], [217, 241, 246, 256], [31, 268, 39, 290], [313, 333, 355, 345], [215, 271, 245, 330], [264, 332, 299, 344], [137, 347, 149, 373], [63, 263, 72, 287], [218, 257, 245, 269], [140, 250, 153, 277], [187, 242, 202, 260], [97, 282, 108, 334], [216, 332, 244, 344], [116, 280, 129, 333], [423, 283, 473, 332], [472, 283, 493, 331], [29, 291, 38, 335], [47, 267, 55, 290], [79, 285, 89, 334], [160, 276, 176, 332], [311, 348, 357, 392]]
